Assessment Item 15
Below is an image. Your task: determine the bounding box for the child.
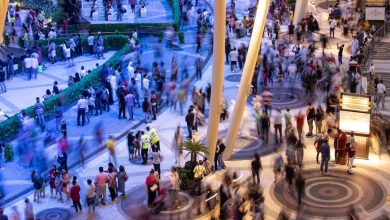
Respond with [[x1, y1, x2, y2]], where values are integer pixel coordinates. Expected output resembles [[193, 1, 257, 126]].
[[70, 180, 82, 213], [55, 173, 63, 201], [39, 174, 45, 198], [80, 66, 86, 77]]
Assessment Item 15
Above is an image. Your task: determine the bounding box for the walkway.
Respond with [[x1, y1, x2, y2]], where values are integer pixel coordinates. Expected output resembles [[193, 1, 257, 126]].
[[81, 0, 173, 24], [0, 0, 213, 210]]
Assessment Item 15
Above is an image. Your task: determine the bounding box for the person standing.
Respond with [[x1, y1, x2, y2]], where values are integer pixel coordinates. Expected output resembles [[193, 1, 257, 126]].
[[125, 91, 135, 120], [107, 136, 117, 166], [32, 171, 41, 203], [185, 109, 195, 139], [70, 180, 82, 213], [195, 56, 204, 79], [151, 145, 161, 177], [225, 39, 231, 64], [193, 160, 206, 195], [274, 108, 283, 143], [337, 43, 344, 64], [86, 179, 96, 214], [107, 167, 117, 204], [117, 165, 128, 197], [346, 142, 356, 174], [329, 18, 336, 38], [34, 97, 45, 130], [320, 135, 330, 175], [146, 169, 159, 207], [173, 125, 183, 164], [251, 153, 262, 185], [306, 103, 315, 137], [315, 106, 324, 134], [0, 208, 8, 220], [141, 131, 151, 165], [77, 95, 88, 127], [260, 111, 270, 144], [0, 69, 6, 94], [48, 165, 58, 198], [127, 132, 135, 160], [142, 97, 152, 123], [376, 80, 386, 109], [147, 126, 160, 151], [214, 139, 226, 170], [295, 172, 305, 207], [95, 167, 108, 205], [229, 48, 239, 72]]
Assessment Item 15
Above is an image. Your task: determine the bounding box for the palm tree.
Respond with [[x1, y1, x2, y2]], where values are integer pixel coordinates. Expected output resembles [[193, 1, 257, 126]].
[[183, 139, 208, 163]]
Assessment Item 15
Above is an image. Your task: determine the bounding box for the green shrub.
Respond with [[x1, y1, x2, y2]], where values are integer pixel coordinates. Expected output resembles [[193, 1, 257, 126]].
[[177, 167, 192, 190], [4, 144, 14, 162], [178, 32, 184, 44], [88, 23, 171, 35], [168, 0, 181, 31], [0, 45, 133, 141]]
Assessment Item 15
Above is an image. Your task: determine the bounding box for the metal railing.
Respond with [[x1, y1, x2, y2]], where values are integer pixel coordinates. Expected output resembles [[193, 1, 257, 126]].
[[363, 22, 390, 67]]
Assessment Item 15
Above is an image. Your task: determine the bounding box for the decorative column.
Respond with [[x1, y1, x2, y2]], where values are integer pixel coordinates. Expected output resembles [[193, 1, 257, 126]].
[[224, 0, 270, 160], [293, 0, 309, 26], [0, 0, 10, 44], [206, 0, 226, 163]]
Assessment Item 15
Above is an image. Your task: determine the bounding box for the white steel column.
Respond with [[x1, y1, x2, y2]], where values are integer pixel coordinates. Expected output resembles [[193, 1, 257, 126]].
[[206, 0, 226, 163], [224, 0, 271, 160], [293, 0, 309, 26]]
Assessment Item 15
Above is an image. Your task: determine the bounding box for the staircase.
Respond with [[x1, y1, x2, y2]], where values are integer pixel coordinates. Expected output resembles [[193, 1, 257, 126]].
[[81, 0, 134, 23]]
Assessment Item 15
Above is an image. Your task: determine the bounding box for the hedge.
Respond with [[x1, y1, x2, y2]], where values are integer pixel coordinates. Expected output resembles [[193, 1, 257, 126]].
[[168, 0, 181, 31], [0, 45, 133, 141], [19, 35, 129, 60]]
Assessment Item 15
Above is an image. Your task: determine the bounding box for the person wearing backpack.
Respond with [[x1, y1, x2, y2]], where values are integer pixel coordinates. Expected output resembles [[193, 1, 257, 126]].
[[117, 165, 128, 197]]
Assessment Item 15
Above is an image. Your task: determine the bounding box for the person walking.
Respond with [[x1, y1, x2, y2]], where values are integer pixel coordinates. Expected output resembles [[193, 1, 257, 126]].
[[24, 198, 34, 220], [195, 56, 204, 79], [70, 180, 82, 213], [295, 111, 305, 140], [147, 126, 160, 151], [107, 136, 117, 165], [193, 160, 206, 195], [329, 18, 336, 38], [77, 95, 88, 127], [117, 165, 128, 197], [295, 172, 305, 207], [337, 43, 344, 64], [260, 110, 270, 144], [295, 140, 305, 168], [274, 108, 283, 143], [251, 153, 262, 185], [95, 167, 108, 205], [34, 97, 45, 130], [320, 135, 330, 175], [346, 141, 356, 174], [141, 131, 151, 165]]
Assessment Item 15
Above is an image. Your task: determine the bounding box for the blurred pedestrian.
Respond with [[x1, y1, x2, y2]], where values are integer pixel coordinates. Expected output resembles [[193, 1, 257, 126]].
[[251, 153, 262, 185], [295, 172, 305, 207], [347, 142, 356, 174], [107, 135, 117, 166], [24, 198, 34, 220], [127, 132, 135, 160], [151, 145, 161, 177], [117, 165, 128, 197], [0, 208, 7, 220], [34, 97, 45, 130], [273, 152, 283, 183], [193, 160, 206, 195], [146, 169, 159, 207]]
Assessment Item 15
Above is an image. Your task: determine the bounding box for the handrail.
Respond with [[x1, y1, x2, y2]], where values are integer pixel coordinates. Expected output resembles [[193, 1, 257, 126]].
[[363, 22, 390, 68]]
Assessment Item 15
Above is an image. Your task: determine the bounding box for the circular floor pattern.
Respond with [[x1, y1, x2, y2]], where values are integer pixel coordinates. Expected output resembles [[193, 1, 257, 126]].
[[119, 185, 197, 219], [225, 74, 242, 82], [247, 87, 308, 109], [35, 208, 72, 220], [271, 169, 387, 217]]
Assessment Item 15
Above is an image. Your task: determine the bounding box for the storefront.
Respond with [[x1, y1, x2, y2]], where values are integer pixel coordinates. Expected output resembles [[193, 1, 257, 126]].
[[339, 93, 371, 159]]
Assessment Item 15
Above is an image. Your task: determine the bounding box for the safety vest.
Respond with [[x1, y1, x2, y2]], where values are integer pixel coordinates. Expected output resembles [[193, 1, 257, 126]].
[[141, 134, 150, 149], [148, 128, 159, 144]]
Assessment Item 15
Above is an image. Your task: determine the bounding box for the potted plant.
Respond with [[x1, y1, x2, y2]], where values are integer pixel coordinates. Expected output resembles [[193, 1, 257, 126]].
[[183, 139, 208, 170]]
